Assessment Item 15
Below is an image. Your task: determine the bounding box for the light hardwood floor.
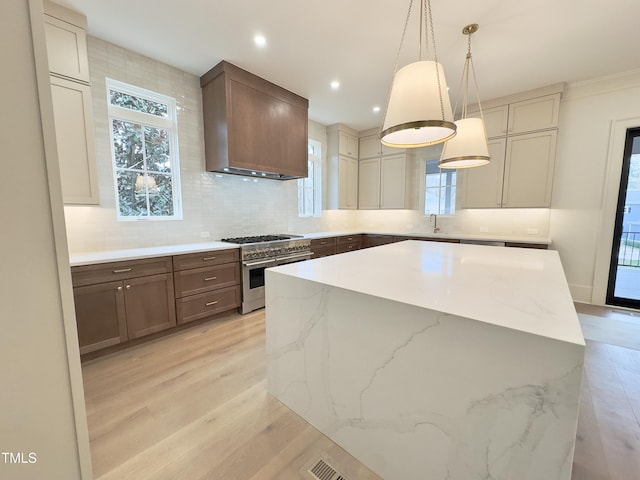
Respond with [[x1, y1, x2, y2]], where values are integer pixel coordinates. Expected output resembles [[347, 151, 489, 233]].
[[82, 306, 640, 479], [82, 311, 381, 480]]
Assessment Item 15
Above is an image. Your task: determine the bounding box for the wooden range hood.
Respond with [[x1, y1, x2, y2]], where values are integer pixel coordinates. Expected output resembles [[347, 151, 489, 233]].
[[200, 61, 309, 180]]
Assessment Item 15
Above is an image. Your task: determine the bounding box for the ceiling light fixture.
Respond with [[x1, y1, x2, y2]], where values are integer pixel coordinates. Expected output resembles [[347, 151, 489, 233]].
[[254, 34, 267, 47], [381, 0, 456, 148], [373, 106, 381, 113], [439, 24, 490, 169], [330, 80, 340, 90]]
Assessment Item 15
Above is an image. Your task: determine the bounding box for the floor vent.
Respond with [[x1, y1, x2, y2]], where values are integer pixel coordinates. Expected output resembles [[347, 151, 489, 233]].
[[308, 457, 347, 480]]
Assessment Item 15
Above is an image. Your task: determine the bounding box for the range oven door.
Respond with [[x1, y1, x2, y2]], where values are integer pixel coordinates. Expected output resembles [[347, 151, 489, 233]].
[[240, 252, 311, 314], [241, 258, 276, 314]]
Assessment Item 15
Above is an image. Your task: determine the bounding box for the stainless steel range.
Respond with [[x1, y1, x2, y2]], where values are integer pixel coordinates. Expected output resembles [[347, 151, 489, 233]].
[[221, 235, 311, 314]]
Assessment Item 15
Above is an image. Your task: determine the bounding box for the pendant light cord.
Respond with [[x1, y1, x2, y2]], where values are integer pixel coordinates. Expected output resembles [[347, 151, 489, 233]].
[[451, 25, 486, 127], [380, 0, 415, 136]]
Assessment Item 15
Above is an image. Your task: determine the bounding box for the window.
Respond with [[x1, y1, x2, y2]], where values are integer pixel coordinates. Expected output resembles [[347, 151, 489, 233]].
[[298, 140, 322, 217], [106, 78, 182, 220], [425, 158, 456, 215]]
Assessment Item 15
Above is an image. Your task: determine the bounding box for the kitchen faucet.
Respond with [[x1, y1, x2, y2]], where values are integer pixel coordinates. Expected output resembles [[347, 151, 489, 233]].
[[429, 214, 440, 233]]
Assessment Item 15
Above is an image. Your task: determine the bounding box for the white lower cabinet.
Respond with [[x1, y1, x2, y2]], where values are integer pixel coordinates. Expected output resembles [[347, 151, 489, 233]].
[[358, 154, 407, 209], [462, 130, 557, 208], [50, 76, 100, 204]]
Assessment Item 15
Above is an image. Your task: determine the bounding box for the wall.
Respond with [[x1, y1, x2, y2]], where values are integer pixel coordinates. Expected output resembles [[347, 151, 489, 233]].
[[551, 69, 640, 303], [0, 0, 90, 478], [64, 37, 345, 253]]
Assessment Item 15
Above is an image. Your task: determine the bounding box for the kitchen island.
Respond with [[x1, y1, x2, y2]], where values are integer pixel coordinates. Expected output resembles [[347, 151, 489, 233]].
[[265, 241, 584, 480]]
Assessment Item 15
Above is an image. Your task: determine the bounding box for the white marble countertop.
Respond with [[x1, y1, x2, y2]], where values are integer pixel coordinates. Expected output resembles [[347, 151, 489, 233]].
[[270, 240, 583, 345], [68, 231, 551, 266], [69, 242, 237, 267], [297, 230, 551, 244]]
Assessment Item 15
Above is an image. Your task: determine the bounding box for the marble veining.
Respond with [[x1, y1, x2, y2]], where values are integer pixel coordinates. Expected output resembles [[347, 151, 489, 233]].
[[266, 243, 584, 480]]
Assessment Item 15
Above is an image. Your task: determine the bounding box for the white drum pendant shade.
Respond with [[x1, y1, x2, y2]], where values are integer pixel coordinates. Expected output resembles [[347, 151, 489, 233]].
[[381, 60, 456, 148], [439, 117, 490, 169]]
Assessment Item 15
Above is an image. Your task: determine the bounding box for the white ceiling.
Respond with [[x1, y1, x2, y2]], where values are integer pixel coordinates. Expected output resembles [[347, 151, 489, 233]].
[[54, 0, 640, 132]]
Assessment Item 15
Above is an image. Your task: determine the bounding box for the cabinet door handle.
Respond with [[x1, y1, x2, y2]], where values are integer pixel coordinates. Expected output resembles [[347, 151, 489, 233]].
[[125, 284, 131, 290], [113, 268, 132, 273], [202, 256, 216, 261], [205, 300, 218, 306], [320, 241, 327, 245], [204, 276, 217, 282], [116, 286, 123, 292]]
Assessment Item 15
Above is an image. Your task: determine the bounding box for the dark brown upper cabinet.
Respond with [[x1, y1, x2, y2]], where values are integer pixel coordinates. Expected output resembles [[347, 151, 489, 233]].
[[200, 61, 309, 179]]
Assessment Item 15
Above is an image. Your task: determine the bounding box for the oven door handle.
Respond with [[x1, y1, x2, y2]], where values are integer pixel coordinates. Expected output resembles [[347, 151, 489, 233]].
[[276, 252, 311, 262], [243, 258, 277, 267]]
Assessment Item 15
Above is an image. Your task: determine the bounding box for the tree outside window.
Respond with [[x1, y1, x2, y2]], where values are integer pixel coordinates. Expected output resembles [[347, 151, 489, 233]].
[[106, 79, 182, 220]]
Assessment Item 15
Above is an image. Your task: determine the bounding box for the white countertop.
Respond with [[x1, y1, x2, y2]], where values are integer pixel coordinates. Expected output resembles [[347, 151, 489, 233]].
[[69, 242, 237, 266], [298, 230, 551, 244], [68, 231, 550, 266], [269, 240, 583, 345]]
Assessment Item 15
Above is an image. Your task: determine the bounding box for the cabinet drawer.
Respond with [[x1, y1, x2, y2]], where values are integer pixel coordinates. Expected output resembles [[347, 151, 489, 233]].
[[311, 246, 337, 259], [176, 285, 241, 324], [172, 248, 239, 271], [310, 237, 337, 248], [174, 263, 240, 298], [336, 242, 360, 254], [336, 234, 361, 245], [71, 257, 173, 287]]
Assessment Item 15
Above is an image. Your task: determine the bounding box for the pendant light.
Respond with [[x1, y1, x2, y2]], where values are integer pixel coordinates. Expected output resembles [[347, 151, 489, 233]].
[[439, 24, 490, 169], [381, 0, 456, 148]]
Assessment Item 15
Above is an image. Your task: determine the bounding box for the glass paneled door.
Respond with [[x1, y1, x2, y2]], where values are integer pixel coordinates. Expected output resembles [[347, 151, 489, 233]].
[[607, 127, 640, 308]]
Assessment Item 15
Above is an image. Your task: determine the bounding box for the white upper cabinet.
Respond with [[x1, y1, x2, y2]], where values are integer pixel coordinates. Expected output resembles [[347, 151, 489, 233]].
[[469, 92, 561, 138], [507, 94, 560, 135], [328, 124, 359, 209], [463, 131, 558, 208], [502, 130, 557, 208], [463, 86, 563, 209], [50, 77, 99, 204], [462, 139, 506, 208], [43, 1, 90, 83], [357, 158, 380, 209], [44, 1, 99, 205], [358, 154, 408, 209], [359, 134, 395, 159], [339, 131, 359, 158]]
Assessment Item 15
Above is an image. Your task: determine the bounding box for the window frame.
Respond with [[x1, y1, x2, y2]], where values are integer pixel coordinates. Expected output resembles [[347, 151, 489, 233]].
[[106, 78, 183, 221], [298, 139, 322, 217]]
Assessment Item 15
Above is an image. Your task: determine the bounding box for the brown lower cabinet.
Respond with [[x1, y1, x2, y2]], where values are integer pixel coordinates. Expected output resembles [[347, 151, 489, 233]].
[[310, 237, 337, 258], [362, 234, 396, 248], [72, 257, 176, 355], [393, 235, 461, 244], [336, 234, 362, 253], [173, 248, 241, 324]]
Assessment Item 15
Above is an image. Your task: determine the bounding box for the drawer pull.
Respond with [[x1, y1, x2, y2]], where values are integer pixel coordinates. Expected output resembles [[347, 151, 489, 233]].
[[204, 276, 217, 282], [205, 300, 218, 306], [203, 256, 216, 261], [320, 241, 327, 245], [113, 268, 132, 273]]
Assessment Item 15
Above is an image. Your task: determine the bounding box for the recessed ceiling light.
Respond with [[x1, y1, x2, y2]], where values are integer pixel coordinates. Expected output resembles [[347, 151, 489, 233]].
[[330, 80, 340, 90], [254, 34, 267, 48], [373, 106, 381, 113]]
